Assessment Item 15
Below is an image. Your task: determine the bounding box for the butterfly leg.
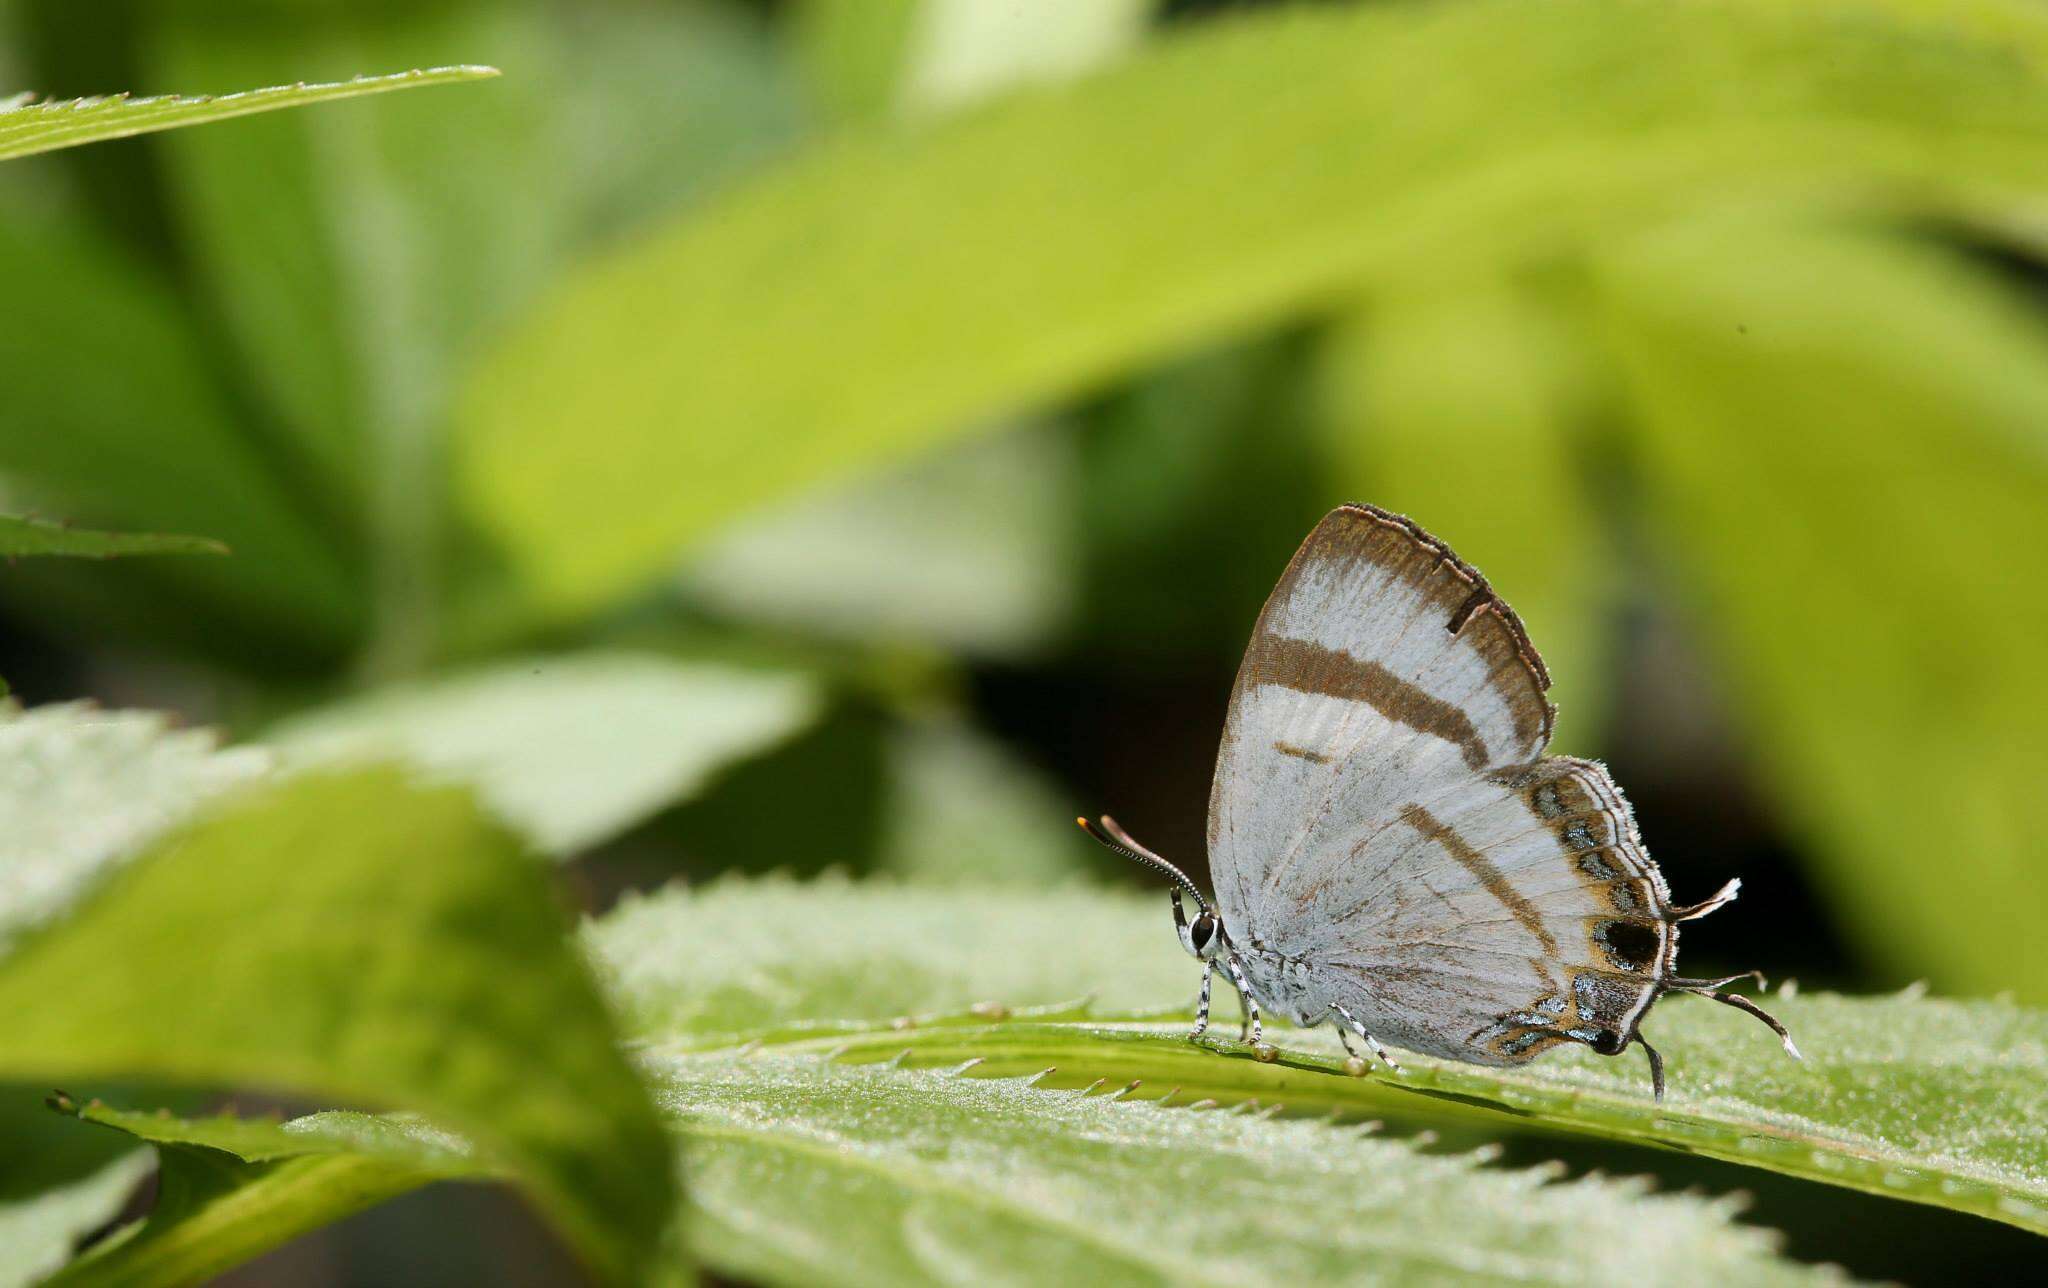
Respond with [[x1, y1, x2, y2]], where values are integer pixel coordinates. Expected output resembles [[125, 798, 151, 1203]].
[[1333, 1025, 1373, 1076], [1221, 957, 1262, 1046], [1638, 1034, 1666, 1101], [1189, 961, 1213, 1040], [1331, 1004, 1402, 1073]]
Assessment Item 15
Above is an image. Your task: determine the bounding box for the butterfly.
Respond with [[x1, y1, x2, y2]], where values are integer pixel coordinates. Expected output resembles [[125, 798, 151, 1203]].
[[1081, 503, 1798, 1099]]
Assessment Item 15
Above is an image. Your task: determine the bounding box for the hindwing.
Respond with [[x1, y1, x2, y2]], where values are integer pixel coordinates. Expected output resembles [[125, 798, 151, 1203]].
[[1300, 759, 1678, 1063]]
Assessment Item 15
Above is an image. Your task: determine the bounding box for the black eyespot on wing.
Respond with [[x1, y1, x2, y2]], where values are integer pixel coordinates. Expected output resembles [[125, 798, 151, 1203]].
[[1594, 919, 1662, 973]]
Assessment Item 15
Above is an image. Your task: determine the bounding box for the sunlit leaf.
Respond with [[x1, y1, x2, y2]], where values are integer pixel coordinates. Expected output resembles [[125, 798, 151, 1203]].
[[457, 0, 2048, 624], [0, 66, 494, 161], [596, 880, 2048, 1234], [267, 653, 824, 857], [797, 0, 1147, 124], [0, 703, 269, 958], [588, 878, 1190, 1046], [1592, 216, 2048, 1002], [0, 515, 225, 560], [895, 0, 1152, 114], [0, 769, 675, 1281], [658, 1053, 1822, 1287]]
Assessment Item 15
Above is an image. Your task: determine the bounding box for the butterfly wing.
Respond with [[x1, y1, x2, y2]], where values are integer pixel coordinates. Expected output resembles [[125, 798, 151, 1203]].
[[1299, 757, 1678, 1064], [1208, 504, 1689, 1064], [1206, 504, 1555, 936]]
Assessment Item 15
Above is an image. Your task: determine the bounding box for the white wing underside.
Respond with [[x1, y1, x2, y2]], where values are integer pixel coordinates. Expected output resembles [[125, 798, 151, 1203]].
[[1208, 506, 1674, 1061]]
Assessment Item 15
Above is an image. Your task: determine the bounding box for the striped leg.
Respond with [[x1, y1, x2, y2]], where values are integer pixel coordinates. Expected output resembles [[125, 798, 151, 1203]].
[[1335, 1025, 1367, 1070], [1332, 1004, 1402, 1072], [1189, 961, 1213, 1040], [1222, 957, 1262, 1045]]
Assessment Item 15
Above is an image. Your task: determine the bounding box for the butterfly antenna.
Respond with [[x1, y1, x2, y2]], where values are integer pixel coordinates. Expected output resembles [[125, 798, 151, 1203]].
[[1076, 815, 1210, 913], [1688, 987, 1802, 1061]]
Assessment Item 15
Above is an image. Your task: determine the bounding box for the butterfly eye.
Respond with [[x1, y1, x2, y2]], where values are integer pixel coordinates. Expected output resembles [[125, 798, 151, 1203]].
[[1189, 913, 1219, 955], [1591, 1029, 1626, 1056]]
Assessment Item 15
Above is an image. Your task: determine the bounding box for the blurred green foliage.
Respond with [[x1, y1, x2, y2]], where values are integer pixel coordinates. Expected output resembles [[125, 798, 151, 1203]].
[[0, 516, 226, 560], [6, 0, 2048, 1282], [0, 756, 675, 1280]]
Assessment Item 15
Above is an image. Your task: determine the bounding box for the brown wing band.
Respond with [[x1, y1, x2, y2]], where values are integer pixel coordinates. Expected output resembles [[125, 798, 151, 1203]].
[[1252, 635, 1490, 771], [1398, 803, 1559, 956]]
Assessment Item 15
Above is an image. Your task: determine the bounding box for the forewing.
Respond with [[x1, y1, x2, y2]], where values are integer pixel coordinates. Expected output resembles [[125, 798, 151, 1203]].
[[1207, 505, 1554, 932], [1306, 759, 1677, 1065]]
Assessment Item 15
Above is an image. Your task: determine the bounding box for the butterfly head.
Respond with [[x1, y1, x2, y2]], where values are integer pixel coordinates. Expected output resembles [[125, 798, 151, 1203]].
[[1075, 815, 1226, 959], [1173, 888, 1226, 962]]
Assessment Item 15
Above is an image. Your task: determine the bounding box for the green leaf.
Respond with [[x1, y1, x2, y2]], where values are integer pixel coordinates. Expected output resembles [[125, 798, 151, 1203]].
[[0, 66, 495, 161], [592, 880, 2048, 1236], [549, 2, 805, 247], [792, 0, 925, 123], [0, 514, 226, 560], [141, 15, 564, 676], [894, 0, 1153, 115], [145, 2, 800, 675], [40, 1099, 473, 1288], [266, 653, 824, 857], [590, 878, 1192, 1046], [658, 1052, 1822, 1287], [874, 716, 1092, 884], [0, 703, 269, 958], [36, 876, 2044, 1279], [1073, 332, 1326, 667], [1590, 217, 2048, 1002], [61, 1098, 476, 1170], [795, 0, 1148, 124], [456, 0, 2048, 623], [0, 1150, 152, 1288], [680, 425, 1078, 659], [40, 1044, 1817, 1288], [0, 768, 675, 1281], [0, 216, 365, 657]]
